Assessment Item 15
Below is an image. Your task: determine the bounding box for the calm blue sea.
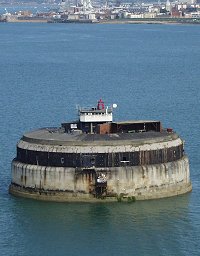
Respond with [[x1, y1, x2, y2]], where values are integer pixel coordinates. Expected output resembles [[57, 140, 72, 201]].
[[0, 23, 200, 256]]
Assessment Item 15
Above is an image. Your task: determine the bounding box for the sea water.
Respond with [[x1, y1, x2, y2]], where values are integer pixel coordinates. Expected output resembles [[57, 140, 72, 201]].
[[0, 23, 200, 256]]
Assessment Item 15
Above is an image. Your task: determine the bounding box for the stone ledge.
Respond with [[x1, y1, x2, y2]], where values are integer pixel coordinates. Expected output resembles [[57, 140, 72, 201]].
[[9, 182, 192, 202]]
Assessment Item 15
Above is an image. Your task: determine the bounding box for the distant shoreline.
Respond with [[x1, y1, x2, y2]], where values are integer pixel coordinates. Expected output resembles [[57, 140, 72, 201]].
[[98, 19, 200, 25], [1, 17, 200, 25]]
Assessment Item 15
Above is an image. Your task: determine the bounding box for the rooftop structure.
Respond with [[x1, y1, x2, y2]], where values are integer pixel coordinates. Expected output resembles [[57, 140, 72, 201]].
[[79, 98, 113, 123]]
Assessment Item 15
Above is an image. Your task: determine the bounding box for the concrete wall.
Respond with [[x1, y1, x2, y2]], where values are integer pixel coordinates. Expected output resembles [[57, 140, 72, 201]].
[[107, 155, 190, 199], [18, 137, 183, 153], [10, 155, 191, 201]]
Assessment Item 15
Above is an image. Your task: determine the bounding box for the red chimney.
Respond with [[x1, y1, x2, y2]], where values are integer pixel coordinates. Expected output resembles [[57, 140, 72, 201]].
[[97, 99, 105, 110]]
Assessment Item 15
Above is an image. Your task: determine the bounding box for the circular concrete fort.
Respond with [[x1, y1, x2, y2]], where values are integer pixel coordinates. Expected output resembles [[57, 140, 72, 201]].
[[10, 99, 192, 202]]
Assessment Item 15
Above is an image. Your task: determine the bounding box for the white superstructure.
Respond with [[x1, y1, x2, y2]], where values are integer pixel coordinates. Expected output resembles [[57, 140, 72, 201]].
[[79, 99, 113, 123]]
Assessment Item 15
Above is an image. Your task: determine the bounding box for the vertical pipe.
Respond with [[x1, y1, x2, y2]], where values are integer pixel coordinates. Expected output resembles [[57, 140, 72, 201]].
[[90, 122, 93, 133]]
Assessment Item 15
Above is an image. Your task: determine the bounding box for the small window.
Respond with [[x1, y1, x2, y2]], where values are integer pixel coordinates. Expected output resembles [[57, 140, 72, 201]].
[[61, 158, 65, 164], [120, 156, 130, 163], [90, 157, 95, 165], [173, 150, 176, 158]]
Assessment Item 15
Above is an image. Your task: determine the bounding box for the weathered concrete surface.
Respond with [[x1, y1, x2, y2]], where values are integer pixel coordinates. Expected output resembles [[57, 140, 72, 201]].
[[18, 137, 182, 153], [10, 155, 192, 202]]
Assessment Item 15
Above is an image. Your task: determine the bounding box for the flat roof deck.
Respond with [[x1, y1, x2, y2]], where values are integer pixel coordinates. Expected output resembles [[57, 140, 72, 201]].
[[21, 127, 179, 146]]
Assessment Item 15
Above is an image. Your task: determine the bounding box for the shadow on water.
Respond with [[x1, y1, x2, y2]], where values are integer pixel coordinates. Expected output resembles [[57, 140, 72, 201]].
[[2, 193, 193, 256], [1, 183, 197, 256], [8, 192, 191, 228]]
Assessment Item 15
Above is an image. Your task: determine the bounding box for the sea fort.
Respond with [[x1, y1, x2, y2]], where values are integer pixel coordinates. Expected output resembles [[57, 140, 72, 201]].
[[9, 99, 192, 202]]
